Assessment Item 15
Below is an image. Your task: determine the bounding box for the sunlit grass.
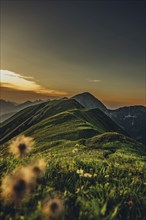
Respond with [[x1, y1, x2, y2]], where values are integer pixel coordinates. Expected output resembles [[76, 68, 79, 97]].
[[0, 133, 146, 220]]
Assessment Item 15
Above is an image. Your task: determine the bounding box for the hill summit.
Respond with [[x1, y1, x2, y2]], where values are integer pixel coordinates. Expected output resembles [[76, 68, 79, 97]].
[[72, 92, 107, 112]]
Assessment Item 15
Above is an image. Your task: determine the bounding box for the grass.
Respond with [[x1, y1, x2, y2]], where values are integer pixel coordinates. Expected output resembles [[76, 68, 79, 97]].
[[0, 132, 146, 220], [0, 100, 146, 219]]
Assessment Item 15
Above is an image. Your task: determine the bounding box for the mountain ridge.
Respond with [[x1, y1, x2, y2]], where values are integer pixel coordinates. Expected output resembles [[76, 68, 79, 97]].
[[1, 92, 146, 144], [72, 92, 108, 112], [0, 98, 124, 145], [0, 99, 44, 122]]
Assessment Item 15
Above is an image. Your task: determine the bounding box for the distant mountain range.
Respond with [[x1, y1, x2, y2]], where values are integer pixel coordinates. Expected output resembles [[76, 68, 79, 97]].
[[0, 99, 44, 122], [0, 92, 146, 145], [108, 106, 146, 145], [0, 100, 17, 114]]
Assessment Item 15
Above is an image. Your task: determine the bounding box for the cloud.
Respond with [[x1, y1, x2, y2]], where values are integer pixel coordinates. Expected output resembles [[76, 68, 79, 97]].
[[87, 79, 101, 83], [0, 70, 67, 96]]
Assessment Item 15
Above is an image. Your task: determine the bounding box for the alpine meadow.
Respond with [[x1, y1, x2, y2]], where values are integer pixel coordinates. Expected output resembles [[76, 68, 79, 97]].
[[0, 1, 146, 220]]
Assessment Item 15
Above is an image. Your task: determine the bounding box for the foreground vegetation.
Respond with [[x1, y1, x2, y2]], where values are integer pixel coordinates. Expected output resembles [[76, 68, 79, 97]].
[[0, 132, 146, 220]]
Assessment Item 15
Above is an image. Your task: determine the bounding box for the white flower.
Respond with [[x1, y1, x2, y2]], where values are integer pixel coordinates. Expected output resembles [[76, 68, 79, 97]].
[[83, 173, 92, 178], [76, 168, 84, 176], [72, 148, 78, 153]]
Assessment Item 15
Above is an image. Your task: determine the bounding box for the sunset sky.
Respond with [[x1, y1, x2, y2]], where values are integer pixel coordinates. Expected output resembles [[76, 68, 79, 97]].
[[1, 0, 145, 108]]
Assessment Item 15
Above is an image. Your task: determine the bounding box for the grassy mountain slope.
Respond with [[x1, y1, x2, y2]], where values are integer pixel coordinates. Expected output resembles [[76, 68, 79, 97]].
[[0, 131, 146, 220], [0, 99, 123, 145], [0, 100, 83, 144], [0, 99, 146, 220]]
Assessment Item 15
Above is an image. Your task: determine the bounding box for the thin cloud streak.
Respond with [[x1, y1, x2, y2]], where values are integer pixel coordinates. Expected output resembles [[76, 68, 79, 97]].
[[87, 79, 101, 83], [0, 70, 68, 96]]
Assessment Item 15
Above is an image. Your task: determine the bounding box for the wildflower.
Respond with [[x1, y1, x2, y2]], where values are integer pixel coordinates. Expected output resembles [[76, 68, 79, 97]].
[[31, 159, 47, 177], [9, 135, 35, 158], [72, 148, 78, 154], [76, 168, 84, 176], [83, 173, 92, 178], [105, 175, 109, 178], [1, 167, 36, 204], [93, 173, 97, 177], [42, 194, 64, 220]]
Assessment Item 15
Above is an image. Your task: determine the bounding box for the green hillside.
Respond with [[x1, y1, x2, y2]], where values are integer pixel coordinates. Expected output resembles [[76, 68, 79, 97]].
[[0, 100, 146, 220], [0, 99, 123, 145], [0, 99, 82, 144]]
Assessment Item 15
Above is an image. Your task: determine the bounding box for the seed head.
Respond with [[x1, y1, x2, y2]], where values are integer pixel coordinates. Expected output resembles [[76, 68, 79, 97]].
[[9, 135, 35, 158], [1, 166, 36, 204], [42, 194, 64, 220]]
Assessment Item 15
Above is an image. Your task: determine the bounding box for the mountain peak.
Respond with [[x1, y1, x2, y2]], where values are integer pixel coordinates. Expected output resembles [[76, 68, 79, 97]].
[[72, 92, 107, 112], [73, 92, 96, 98]]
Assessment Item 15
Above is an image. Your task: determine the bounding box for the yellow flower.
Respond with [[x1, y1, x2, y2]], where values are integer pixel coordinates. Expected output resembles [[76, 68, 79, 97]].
[[93, 173, 97, 177]]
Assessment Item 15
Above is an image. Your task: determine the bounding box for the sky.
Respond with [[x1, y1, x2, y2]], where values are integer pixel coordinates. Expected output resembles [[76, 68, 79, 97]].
[[0, 0, 146, 108]]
